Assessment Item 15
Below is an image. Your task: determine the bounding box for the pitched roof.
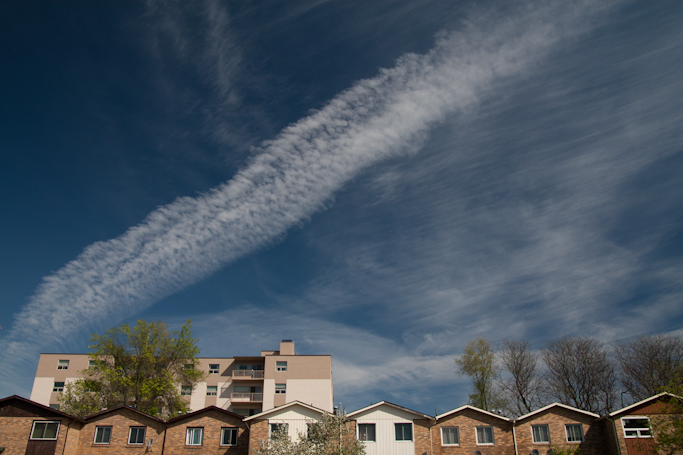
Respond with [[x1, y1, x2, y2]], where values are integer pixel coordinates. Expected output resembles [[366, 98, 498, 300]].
[[347, 401, 433, 420], [436, 405, 511, 422], [515, 403, 599, 422], [165, 405, 244, 423], [83, 404, 164, 422], [244, 401, 327, 421], [0, 395, 86, 423], [608, 392, 682, 418]]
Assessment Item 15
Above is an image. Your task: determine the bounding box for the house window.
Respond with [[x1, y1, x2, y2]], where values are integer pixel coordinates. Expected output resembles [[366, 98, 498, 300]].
[[276, 361, 287, 371], [270, 423, 289, 438], [395, 423, 413, 441], [94, 426, 112, 444], [31, 421, 60, 440], [53, 382, 64, 392], [622, 417, 651, 438], [275, 383, 286, 394], [207, 386, 217, 396], [307, 423, 320, 440], [221, 427, 238, 446], [476, 426, 494, 445], [129, 426, 146, 445], [181, 385, 192, 396], [441, 426, 460, 445], [532, 424, 550, 443], [358, 423, 376, 442], [209, 364, 220, 374], [57, 360, 69, 370], [186, 427, 204, 446], [563, 423, 583, 442]]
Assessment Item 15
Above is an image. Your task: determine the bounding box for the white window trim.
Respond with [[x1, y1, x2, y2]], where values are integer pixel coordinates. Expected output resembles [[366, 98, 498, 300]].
[[395, 422, 413, 442], [440, 426, 460, 446], [269, 422, 289, 438], [186, 427, 204, 446], [275, 383, 286, 394], [531, 424, 551, 444], [565, 423, 584, 443], [475, 426, 495, 445], [276, 361, 288, 371], [206, 386, 217, 396], [128, 426, 146, 445], [93, 426, 112, 445], [209, 364, 220, 374], [30, 421, 61, 440], [622, 416, 652, 439], [57, 360, 69, 370], [220, 427, 239, 446], [357, 423, 376, 442]]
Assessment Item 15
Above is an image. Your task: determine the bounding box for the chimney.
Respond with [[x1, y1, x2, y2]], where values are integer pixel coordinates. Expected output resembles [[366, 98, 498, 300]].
[[279, 340, 295, 355]]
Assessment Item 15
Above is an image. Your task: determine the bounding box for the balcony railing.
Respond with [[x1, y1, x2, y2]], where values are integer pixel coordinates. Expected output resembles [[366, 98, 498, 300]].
[[230, 393, 263, 402], [232, 370, 264, 379]]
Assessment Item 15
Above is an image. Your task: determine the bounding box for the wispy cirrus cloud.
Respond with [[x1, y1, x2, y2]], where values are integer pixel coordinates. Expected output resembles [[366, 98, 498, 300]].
[[0, 0, 624, 395]]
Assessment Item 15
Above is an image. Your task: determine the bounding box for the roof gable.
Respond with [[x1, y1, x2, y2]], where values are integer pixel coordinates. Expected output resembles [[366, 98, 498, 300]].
[[0, 395, 85, 423], [347, 401, 433, 420], [436, 405, 510, 422], [516, 403, 599, 422], [166, 405, 244, 423], [245, 401, 326, 421], [84, 404, 164, 423], [609, 392, 682, 418]]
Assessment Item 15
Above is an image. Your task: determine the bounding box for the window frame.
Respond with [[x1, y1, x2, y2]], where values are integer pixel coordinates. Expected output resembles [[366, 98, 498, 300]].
[[30, 421, 61, 440], [93, 426, 112, 445], [276, 361, 287, 371], [357, 423, 376, 442], [52, 382, 64, 392], [269, 423, 289, 438], [128, 426, 146, 445], [531, 424, 550, 444], [441, 426, 460, 446], [565, 423, 584, 443], [206, 385, 218, 396], [475, 426, 495, 445], [395, 422, 413, 442], [622, 416, 652, 438], [180, 385, 192, 396], [220, 427, 239, 446], [209, 364, 220, 374], [186, 427, 204, 446], [57, 360, 69, 370], [275, 383, 286, 394]]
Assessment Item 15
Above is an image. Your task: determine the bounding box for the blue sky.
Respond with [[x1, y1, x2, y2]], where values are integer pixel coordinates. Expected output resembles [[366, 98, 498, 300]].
[[0, 0, 681, 415]]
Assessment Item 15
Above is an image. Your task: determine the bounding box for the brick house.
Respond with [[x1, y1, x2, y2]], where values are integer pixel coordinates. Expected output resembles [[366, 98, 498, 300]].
[[514, 403, 602, 455], [346, 401, 434, 455], [431, 405, 514, 455], [602, 392, 683, 455], [75, 405, 166, 454], [164, 406, 249, 455], [0, 395, 84, 455]]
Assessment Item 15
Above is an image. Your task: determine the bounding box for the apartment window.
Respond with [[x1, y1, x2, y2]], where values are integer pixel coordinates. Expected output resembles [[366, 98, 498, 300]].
[[395, 423, 413, 441], [209, 364, 220, 374], [53, 382, 64, 392], [476, 426, 494, 445], [532, 424, 550, 443], [275, 383, 286, 394], [88, 360, 96, 367], [31, 421, 60, 440], [358, 423, 376, 442], [181, 385, 192, 396], [276, 361, 287, 371], [129, 427, 146, 445], [184, 364, 194, 370], [270, 423, 289, 438], [57, 360, 69, 370], [49, 404, 60, 410], [206, 386, 217, 396], [565, 424, 584, 443], [441, 426, 460, 446], [186, 427, 204, 446], [94, 426, 112, 444], [221, 427, 238, 446], [622, 417, 651, 438]]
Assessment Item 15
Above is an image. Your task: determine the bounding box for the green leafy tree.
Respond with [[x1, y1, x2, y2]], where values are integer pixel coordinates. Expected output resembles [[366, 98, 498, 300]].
[[59, 320, 205, 418], [651, 380, 683, 455], [455, 338, 506, 412], [254, 408, 365, 455]]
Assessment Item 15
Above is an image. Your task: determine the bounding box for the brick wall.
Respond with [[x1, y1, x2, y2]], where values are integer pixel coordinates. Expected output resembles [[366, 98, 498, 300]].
[[164, 409, 248, 455], [0, 416, 76, 455], [430, 409, 514, 455], [247, 419, 269, 455], [414, 418, 432, 455], [515, 408, 603, 455], [74, 409, 166, 455]]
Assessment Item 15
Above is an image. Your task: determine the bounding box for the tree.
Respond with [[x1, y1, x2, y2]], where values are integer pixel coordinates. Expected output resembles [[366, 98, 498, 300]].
[[59, 319, 205, 418], [455, 338, 505, 411], [497, 339, 543, 416], [615, 334, 683, 402], [542, 336, 618, 415], [253, 408, 365, 455]]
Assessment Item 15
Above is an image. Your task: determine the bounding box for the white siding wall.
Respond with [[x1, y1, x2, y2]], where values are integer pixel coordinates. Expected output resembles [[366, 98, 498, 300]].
[[353, 406, 417, 455], [267, 406, 322, 443], [286, 379, 333, 412], [190, 382, 207, 410], [216, 380, 230, 409], [30, 376, 53, 405], [262, 379, 275, 410]]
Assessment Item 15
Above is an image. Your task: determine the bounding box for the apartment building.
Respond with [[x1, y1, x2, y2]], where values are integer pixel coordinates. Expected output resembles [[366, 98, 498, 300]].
[[30, 340, 333, 415]]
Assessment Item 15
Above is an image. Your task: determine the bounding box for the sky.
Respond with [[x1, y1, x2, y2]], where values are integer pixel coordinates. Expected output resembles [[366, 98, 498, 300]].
[[0, 0, 681, 415]]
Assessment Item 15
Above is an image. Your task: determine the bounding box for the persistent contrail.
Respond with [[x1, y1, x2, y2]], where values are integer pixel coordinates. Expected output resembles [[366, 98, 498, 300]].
[[0, 0, 621, 393]]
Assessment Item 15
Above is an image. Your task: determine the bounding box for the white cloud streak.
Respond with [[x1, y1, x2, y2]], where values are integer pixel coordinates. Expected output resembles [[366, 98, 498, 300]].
[[0, 1, 623, 395]]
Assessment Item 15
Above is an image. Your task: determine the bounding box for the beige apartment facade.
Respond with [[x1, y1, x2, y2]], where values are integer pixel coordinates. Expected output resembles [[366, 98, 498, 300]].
[[30, 340, 333, 415]]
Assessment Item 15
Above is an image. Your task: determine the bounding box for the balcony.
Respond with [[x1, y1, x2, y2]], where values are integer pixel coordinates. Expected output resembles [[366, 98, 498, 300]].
[[230, 393, 263, 402], [232, 370, 264, 379]]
